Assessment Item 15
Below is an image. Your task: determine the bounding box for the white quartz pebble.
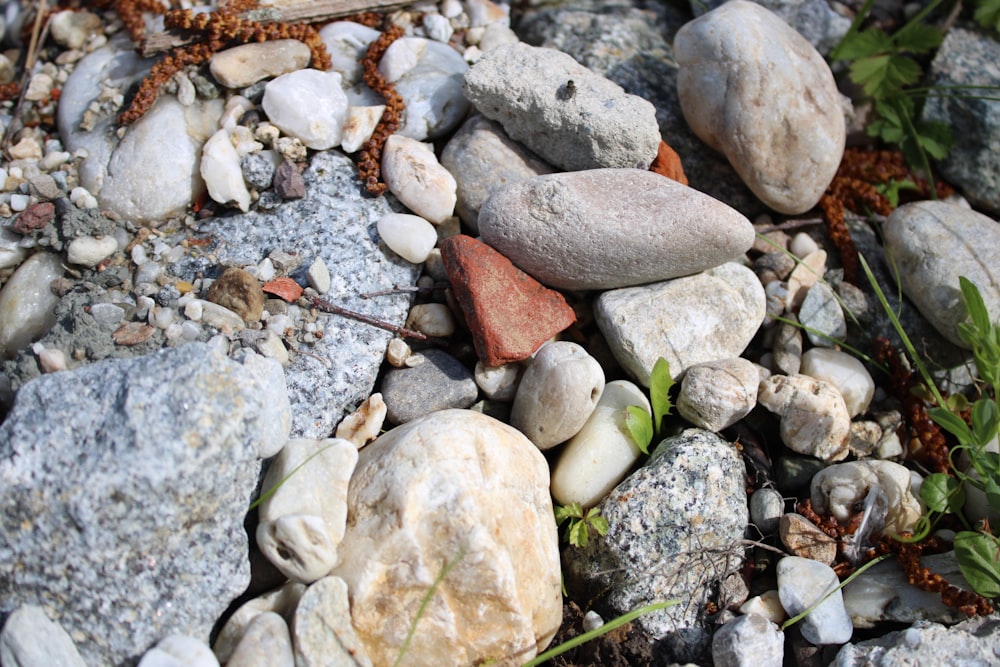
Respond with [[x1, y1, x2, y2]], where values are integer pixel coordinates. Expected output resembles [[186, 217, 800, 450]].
[[677, 357, 759, 432], [137, 635, 218, 667], [0, 228, 27, 269], [510, 341, 605, 450], [551, 380, 651, 507], [739, 590, 787, 625], [381, 134, 457, 224], [335, 393, 387, 448], [340, 105, 384, 153], [757, 374, 851, 461], [66, 234, 118, 267], [306, 257, 331, 295], [474, 360, 523, 401], [212, 582, 305, 664], [800, 347, 874, 417], [377, 212, 438, 263], [226, 612, 294, 667], [198, 300, 245, 333], [201, 129, 251, 212], [405, 303, 455, 337], [256, 438, 358, 583], [32, 343, 68, 373], [711, 613, 784, 667], [776, 557, 852, 645], [262, 69, 348, 150], [0, 252, 63, 359]]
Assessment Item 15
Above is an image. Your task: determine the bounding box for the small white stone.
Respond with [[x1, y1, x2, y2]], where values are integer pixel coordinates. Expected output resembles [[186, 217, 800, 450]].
[[198, 300, 245, 333], [201, 129, 251, 212], [9, 194, 30, 211], [0, 252, 63, 359], [225, 612, 294, 667], [33, 344, 67, 372], [381, 134, 457, 224], [582, 611, 604, 633], [262, 70, 348, 150], [254, 329, 289, 366], [257, 258, 276, 282], [69, 186, 97, 209], [212, 582, 305, 664], [757, 373, 851, 461], [712, 613, 784, 667], [776, 557, 852, 645], [306, 257, 331, 295], [340, 105, 385, 153], [800, 347, 874, 417], [386, 337, 411, 367], [811, 460, 923, 535], [335, 393, 387, 448], [376, 212, 438, 263], [24, 72, 54, 102], [0, 604, 86, 667], [319, 21, 381, 86], [210, 39, 312, 89], [137, 634, 218, 667], [184, 299, 204, 322], [405, 303, 455, 337], [677, 357, 759, 432], [790, 232, 820, 258], [739, 590, 787, 625], [66, 234, 118, 267], [50, 9, 102, 49], [422, 13, 454, 43], [474, 361, 523, 401]]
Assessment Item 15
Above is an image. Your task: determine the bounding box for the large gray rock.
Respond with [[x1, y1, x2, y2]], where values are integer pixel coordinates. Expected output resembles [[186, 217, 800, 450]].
[[463, 41, 660, 171], [331, 409, 562, 666], [563, 428, 749, 662], [674, 0, 845, 214], [832, 613, 1000, 666], [883, 200, 1000, 348], [923, 28, 1000, 214], [478, 169, 755, 291], [690, 0, 850, 54], [0, 343, 283, 666]]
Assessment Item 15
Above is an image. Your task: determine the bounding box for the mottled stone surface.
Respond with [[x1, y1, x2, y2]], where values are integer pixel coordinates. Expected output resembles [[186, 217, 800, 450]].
[[691, 0, 850, 54], [833, 615, 1000, 667], [711, 613, 784, 667]]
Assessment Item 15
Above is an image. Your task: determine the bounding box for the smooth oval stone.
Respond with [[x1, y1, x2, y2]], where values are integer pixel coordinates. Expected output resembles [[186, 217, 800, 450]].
[[595, 263, 765, 386], [749, 487, 785, 536], [776, 556, 852, 645], [383, 36, 471, 140], [883, 200, 1000, 348], [479, 169, 755, 290], [66, 234, 118, 267], [551, 380, 651, 508], [0, 605, 86, 667], [711, 613, 784, 667], [210, 39, 311, 89], [676, 357, 759, 432], [510, 341, 605, 450], [798, 281, 846, 346], [262, 69, 348, 150], [381, 134, 457, 224], [320, 21, 382, 85], [800, 347, 874, 418], [674, 0, 845, 214], [0, 252, 63, 359], [376, 212, 437, 263]]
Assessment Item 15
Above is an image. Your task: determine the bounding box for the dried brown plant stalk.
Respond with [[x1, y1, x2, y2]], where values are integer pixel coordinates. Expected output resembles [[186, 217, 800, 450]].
[[356, 23, 404, 196]]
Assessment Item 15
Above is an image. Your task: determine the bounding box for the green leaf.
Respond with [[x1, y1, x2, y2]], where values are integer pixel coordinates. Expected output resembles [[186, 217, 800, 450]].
[[649, 357, 674, 435], [835, 27, 893, 60], [975, 0, 1000, 32], [850, 54, 921, 98], [929, 406, 975, 445], [954, 530, 1000, 598], [893, 21, 942, 54], [568, 518, 589, 548], [961, 276, 992, 336], [920, 472, 965, 514], [972, 398, 1000, 447], [587, 509, 609, 536], [554, 502, 583, 525], [625, 405, 654, 455], [874, 179, 918, 208], [984, 475, 1000, 512], [915, 120, 954, 160]]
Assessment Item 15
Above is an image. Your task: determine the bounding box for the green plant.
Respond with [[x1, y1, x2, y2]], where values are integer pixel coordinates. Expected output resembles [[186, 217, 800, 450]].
[[555, 501, 609, 548], [975, 0, 1000, 32], [624, 357, 675, 455]]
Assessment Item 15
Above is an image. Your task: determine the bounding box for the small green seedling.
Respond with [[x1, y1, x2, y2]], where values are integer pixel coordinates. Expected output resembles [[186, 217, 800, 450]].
[[554, 501, 609, 548], [624, 357, 675, 455], [976, 0, 1000, 33]]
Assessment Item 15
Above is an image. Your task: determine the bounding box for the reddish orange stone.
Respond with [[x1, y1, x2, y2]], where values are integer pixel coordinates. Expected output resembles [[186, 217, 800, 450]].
[[649, 140, 688, 186], [440, 234, 576, 366], [262, 277, 304, 302]]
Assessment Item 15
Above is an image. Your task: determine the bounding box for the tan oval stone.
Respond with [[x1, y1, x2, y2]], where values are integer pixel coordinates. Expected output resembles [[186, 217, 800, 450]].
[[210, 39, 312, 89]]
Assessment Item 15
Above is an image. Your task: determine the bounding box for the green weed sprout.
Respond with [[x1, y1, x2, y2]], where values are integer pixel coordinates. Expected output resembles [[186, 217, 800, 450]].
[[624, 357, 675, 455], [554, 501, 609, 548]]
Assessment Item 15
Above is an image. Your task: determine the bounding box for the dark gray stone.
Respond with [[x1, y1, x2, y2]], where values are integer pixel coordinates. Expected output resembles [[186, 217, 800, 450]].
[[691, 0, 850, 54], [380, 348, 478, 425]]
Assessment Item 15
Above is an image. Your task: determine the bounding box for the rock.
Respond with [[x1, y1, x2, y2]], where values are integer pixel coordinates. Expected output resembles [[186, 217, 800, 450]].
[[595, 263, 765, 386], [0, 344, 281, 666], [380, 348, 478, 424], [292, 576, 372, 667], [779, 513, 837, 565], [800, 347, 875, 418], [674, 0, 845, 214], [212, 582, 304, 664], [463, 41, 660, 171], [691, 0, 850, 54], [256, 438, 358, 584], [739, 591, 787, 626], [405, 303, 455, 338], [510, 341, 605, 450], [320, 21, 382, 85], [0, 605, 86, 667], [66, 234, 118, 267], [225, 612, 294, 667], [381, 134, 457, 224], [210, 39, 312, 89], [49, 9, 102, 49], [749, 487, 785, 536], [137, 635, 218, 667], [0, 251, 63, 359], [650, 139, 688, 184], [205, 266, 265, 323], [335, 393, 386, 448], [201, 128, 251, 211], [331, 409, 562, 665], [478, 169, 755, 290], [473, 361, 523, 402], [305, 257, 331, 295], [12, 201, 55, 234], [440, 234, 576, 366], [922, 28, 1000, 213], [776, 556, 852, 645], [340, 105, 384, 153], [272, 160, 305, 200], [0, 228, 28, 269], [563, 429, 748, 662], [262, 69, 348, 150], [798, 281, 846, 346], [376, 212, 438, 263], [676, 357, 759, 432], [551, 380, 651, 508], [811, 460, 922, 536], [440, 115, 555, 233], [757, 374, 851, 461], [772, 318, 803, 375], [883, 200, 1000, 348], [832, 612, 1000, 666], [786, 249, 827, 309], [711, 613, 784, 667]]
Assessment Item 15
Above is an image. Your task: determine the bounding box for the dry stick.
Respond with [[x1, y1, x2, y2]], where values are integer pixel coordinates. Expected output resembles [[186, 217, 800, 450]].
[[309, 295, 433, 342], [754, 213, 881, 235], [2, 0, 50, 155]]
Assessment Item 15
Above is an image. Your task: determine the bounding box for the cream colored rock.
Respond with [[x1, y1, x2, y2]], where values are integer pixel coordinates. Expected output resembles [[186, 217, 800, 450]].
[[405, 303, 455, 337], [201, 129, 251, 212], [786, 249, 827, 309], [335, 393, 386, 448], [212, 582, 305, 664], [377, 212, 438, 263], [757, 374, 850, 461], [674, 1, 845, 214], [340, 105, 384, 153], [225, 612, 293, 667], [262, 69, 348, 150], [293, 576, 372, 667], [800, 347, 874, 417], [551, 380, 650, 508], [510, 341, 605, 450], [811, 460, 923, 535], [332, 410, 562, 666], [66, 234, 118, 267], [779, 513, 837, 565], [256, 438, 358, 583], [381, 134, 457, 223], [474, 360, 523, 401], [210, 40, 311, 89], [0, 252, 63, 359], [677, 358, 759, 432]]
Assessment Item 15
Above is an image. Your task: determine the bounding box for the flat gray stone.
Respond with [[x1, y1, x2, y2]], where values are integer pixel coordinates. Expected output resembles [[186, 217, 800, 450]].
[[478, 169, 754, 291], [799, 280, 847, 347], [0, 605, 86, 667], [777, 556, 852, 645], [463, 41, 660, 171], [0, 343, 277, 666], [563, 428, 748, 662], [380, 348, 478, 425], [832, 613, 1000, 667]]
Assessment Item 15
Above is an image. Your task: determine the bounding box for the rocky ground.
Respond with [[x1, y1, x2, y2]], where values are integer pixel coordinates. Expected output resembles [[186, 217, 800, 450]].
[[1, 0, 1000, 665]]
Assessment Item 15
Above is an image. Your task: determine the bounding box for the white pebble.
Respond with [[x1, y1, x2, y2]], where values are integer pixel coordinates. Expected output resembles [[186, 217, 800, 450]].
[[149, 306, 175, 329], [474, 361, 523, 401], [335, 393, 387, 448], [777, 557, 852, 645], [381, 134, 457, 224], [677, 357, 759, 432], [66, 235, 118, 267], [0, 252, 63, 358], [800, 347, 874, 418], [306, 257, 331, 295], [790, 232, 820, 258], [137, 634, 218, 667], [340, 105, 384, 153], [386, 337, 411, 366], [582, 611, 604, 632], [405, 303, 455, 337], [422, 13, 455, 43], [262, 69, 349, 150], [32, 343, 68, 372], [207, 334, 230, 356], [164, 323, 184, 342], [255, 329, 289, 365], [131, 245, 149, 265], [69, 186, 98, 209], [181, 320, 203, 341], [257, 258, 276, 282], [184, 299, 204, 322], [379, 37, 422, 82], [376, 212, 438, 263], [201, 129, 251, 212], [9, 193, 30, 211], [199, 300, 245, 332]]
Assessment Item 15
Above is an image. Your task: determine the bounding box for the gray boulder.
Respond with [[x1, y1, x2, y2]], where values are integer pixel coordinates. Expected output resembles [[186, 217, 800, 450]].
[[832, 613, 1000, 666]]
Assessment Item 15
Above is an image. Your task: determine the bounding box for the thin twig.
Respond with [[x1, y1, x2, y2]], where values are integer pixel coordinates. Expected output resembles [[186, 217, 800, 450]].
[[754, 213, 883, 235], [2, 0, 51, 155], [309, 295, 432, 341], [359, 283, 448, 299]]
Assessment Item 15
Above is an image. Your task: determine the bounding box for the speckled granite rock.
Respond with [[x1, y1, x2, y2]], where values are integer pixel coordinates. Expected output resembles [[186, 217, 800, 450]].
[[832, 613, 1000, 666], [690, 0, 850, 54]]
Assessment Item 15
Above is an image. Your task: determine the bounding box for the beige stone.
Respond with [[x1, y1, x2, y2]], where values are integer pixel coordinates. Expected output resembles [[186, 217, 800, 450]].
[[811, 460, 923, 535], [210, 39, 312, 89], [779, 513, 837, 565], [758, 374, 851, 461]]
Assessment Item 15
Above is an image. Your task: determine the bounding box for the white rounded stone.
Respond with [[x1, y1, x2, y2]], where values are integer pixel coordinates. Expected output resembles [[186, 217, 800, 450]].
[[201, 129, 251, 212], [212, 582, 305, 664], [335, 393, 386, 448], [306, 257, 331, 295], [800, 347, 875, 418], [776, 557, 852, 645], [677, 357, 759, 432], [757, 374, 851, 461], [405, 303, 455, 337], [474, 360, 523, 401], [381, 134, 457, 224], [376, 212, 438, 263], [551, 380, 651, 508], [0, 604, 86, 667], [320, 21, 381, 85], [0, 252, 63, 359], [262, 70, 348, 150], [739, 590, 787, 625], [66, 234, 118, 267], [711, 613, 784, 667], [811, 460, 923, 535]]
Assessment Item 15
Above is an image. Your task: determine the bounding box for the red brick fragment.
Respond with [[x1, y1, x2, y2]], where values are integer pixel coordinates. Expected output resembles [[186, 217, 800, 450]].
[[440, 234, 576, 366], [12, 201, 55, 234], [112, 322, 156, 345], [649, 140, 688, 186], [262, 276, 304, 302]]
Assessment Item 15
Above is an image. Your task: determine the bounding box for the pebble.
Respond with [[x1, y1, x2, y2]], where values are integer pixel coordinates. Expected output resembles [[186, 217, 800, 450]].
[[272, 159, 305, 200], [440, 234, 576, 366], [209, 39, 312, 89], [376, 212, 438, 263], [883, 200, 1000, 348], [256, 438, 358, 583], [833, 614, 1000, 666], [334, 393, 386, 448], [772, 319, 803, 375], [757, 374, 851, 461], [711, 613, 784, 667], [137, 635, 218, 667], [595, 263, 765, 386], [204, 267, 265, 323], [811, 460, 922, 536], [550, 379, 651, 507], [201, 128, 251, 211], [674, 0, 845, 214], [776, 556, 853, 645], [305, 257, 330, 295], [225, 612, 294, 667], [0, 228, 28, 269], [509, 341, 605, 450], [380, 348, 478, 424], [66, 234, 118, 267], [798, 281, 846, 346], [800, 347, 875, 418], [340, 105, 384, 153], [0, 604, 86, 667], [292, 576, 372, 667], [320, 21, 382, 85], [0, 251, 63, 359], [779, 512, 838, 565], [464, 41, 660, 171], [478, 169, 755, 290], [381, 134, 457, 223], [786, 249, 827, 309], [12, 201, 55, 234], [49, 9, 102, 50], [676, 357, 759, 432], [740, 590, 787, 625], [405, 303, 456, 337], [749, 487, 785, 536], [473, 360, 523, 401], [212, 582, 304, 664], [197, 299, 247, 333], [261, 69, 348, 150]]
